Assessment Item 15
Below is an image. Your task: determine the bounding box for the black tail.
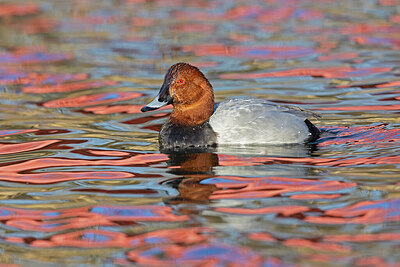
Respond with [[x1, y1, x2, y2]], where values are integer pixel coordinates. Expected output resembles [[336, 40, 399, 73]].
[[305, 119, 321, 142]]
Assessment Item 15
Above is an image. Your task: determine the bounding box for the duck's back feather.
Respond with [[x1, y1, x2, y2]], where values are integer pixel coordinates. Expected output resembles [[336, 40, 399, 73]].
[[209, 99, 319, 145]]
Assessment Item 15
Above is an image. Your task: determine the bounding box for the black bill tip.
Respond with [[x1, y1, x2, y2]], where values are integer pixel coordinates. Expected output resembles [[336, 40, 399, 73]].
[[141, 105, 158, 112]]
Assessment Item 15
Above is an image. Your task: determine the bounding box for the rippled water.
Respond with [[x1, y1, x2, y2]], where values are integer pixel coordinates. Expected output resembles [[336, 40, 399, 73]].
[[0, 0, 400, 266]]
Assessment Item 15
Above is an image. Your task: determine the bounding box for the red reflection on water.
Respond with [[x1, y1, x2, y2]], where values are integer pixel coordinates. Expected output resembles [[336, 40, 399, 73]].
[[91, 205, 189, 222], [306, 198, 400, 224], [0, 140, 59, 155], [84, 104, 170, 114], [257, 6, 294, 24], [317, 105, 400, 111], [319, 125, 400, 147], [24, 80, 118, 93], [352, 36, 400, 50], [216, 206, 310, 216], [392, 14, 400, 23], [16, 17, 57, 34], [78, 149, 131, 157], [3, 205, 188, 236], [0, 154, 167, 171], [204, 176, 355, 200], [318, 52, 359, 61], [174, 10, 216, 21], [377, 80, 400, 88], [127, 227, 213, 247], [7, 214, 116, 233], [284, 239, 351, 253], [43, 92, 142, 108], [219, 152, 400, 168], [341, 24, 400, 35], [380, 0, 400, 5], [224, 5, 263, 20], [72, 188, 157, 194], [324, 232, 400, 243], [49, 230, 127, 248], [130, 17, 156, 27], [182, 44, 314, 59], [0, 72, 88, 86], [0, 153, 167, 183], [127, 242, 263, 267], [0, 129, 36, 137], [247, 232, 276, 243], [220, 66, 392, 79], [175, 23, 215, 33], [0, 47, 73, 65], [123, 113, 169, 125], [355, 257, 399, 267], [296, 8, 324, 21], [84, 105, 142, 114], [290, 194, 342, 200], [0, 171, 133, 184], [0, 3, 38, 17]]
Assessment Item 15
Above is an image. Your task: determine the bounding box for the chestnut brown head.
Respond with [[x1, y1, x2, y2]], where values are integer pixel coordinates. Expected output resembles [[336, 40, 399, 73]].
[[141, 63, 215, 126]]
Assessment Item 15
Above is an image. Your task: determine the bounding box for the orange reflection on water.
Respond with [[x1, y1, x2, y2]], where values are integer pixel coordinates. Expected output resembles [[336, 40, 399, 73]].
[[43, 92, 142, 108], [284, 239, 351, 253], [324, 232, 400, 243], [127, 241, 263, 267], [0, 129, 37, 137], [18, 17, 57, 34], [0, 153, 167, 183], [0, 3, 38, 17], [182, 44, 314, 59], [0, 72, 88, 86], [219, 153, 400, 168], [3, 205, 189, 240], [24, 80, 118, 93], [83, 105, 142, 114], [257, 6, 294, 24], [84, 104, 170, 114], [0, 140, 59, 155], [377, 80, 400, 88], [91, 205, 189, 222], [0, 47, 73, 65], [247, 232, 276, 243], [355, 257, 399, 267], [0, 171, 134, 184], [352, 36, 400, 50], [47, 230, 128, 248], [215, 206, 310, 216], [319, 125, 400, 147], [317, 105, 400, 111], [204, 176, 355, 200], [220, 66, 392, 79], [306, 198, 400, 224]]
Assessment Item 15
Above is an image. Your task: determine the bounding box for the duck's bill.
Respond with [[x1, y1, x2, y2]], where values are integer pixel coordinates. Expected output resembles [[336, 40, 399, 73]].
[[141, 97, 169, 112], [141, 81, 173, 112]]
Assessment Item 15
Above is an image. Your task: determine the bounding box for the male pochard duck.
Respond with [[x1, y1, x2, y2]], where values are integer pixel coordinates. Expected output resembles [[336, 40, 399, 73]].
[[141, 63, 320, 150]]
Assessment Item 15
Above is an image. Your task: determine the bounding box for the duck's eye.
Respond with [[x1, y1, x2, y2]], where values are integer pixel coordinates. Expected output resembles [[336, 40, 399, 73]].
[[177, 79, 184, 84]]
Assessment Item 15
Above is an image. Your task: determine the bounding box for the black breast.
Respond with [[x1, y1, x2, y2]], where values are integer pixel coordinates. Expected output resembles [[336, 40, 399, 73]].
[[159, 121, 217, 150]]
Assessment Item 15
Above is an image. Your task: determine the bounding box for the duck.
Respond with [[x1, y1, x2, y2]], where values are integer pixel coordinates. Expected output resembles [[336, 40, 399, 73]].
[[141, 62, 320, 150]]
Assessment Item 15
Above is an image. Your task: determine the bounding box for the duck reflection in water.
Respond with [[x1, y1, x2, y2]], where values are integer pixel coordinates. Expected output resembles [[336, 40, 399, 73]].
[[162, 150, 219, 203], [160, 142, 320, 204]]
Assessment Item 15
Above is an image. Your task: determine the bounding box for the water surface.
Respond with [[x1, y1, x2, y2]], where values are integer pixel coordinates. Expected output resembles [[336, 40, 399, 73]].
[[0, 0, 400, 266]]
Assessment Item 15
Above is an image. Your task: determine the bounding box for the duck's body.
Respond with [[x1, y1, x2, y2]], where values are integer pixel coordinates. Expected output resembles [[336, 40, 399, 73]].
[[210, 99, 319, 145], [141, 63, 320, 150]]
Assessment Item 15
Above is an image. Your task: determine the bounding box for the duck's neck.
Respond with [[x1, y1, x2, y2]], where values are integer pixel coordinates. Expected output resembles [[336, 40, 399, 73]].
[[170, 93, 214, 127]]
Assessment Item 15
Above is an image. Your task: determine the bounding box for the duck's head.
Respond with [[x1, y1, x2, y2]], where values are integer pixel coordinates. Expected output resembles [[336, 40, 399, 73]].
[[141, 63, 214, 126]]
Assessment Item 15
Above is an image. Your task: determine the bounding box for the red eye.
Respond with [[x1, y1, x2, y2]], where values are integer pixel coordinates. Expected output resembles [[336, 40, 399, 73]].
[[177, 79, 183, 84]]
